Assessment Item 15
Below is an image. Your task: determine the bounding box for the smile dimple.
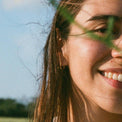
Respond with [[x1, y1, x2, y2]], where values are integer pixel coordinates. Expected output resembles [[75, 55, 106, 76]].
[[100, 71, 122, 82]]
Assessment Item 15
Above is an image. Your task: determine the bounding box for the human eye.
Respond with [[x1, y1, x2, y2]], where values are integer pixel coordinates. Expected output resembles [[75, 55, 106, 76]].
[[93, 27, 107, 35], [92, 27, 120, 38]]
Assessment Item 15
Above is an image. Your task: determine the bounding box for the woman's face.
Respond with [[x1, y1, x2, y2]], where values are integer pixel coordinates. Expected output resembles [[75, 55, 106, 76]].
[[62, 0, 122, 114]]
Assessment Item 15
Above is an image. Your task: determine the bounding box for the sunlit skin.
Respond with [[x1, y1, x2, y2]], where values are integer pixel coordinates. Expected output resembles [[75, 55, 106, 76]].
[[62, 0, 122, 121]]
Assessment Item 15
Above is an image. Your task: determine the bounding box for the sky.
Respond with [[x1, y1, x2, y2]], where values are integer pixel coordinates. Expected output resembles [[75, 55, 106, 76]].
[[0, 0, 55, 100]]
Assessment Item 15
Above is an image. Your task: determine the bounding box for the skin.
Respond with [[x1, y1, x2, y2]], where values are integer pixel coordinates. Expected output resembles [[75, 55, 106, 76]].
[[61, 0, 122, 121]]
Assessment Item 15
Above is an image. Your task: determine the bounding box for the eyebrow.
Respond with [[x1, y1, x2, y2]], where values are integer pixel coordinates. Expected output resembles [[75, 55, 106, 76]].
[[87, 15, 122, 22]]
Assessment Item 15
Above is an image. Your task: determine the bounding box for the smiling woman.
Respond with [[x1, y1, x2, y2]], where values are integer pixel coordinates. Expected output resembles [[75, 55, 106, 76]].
[[34, 0, 122, 122]]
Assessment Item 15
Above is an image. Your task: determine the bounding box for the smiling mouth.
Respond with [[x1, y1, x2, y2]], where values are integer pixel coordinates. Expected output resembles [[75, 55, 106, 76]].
[[99, 71, 122, 82], [98, 70, 122, 89]]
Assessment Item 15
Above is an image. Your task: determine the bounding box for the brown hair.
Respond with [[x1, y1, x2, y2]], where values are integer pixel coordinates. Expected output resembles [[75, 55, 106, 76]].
[[33, 0, 89, 122]]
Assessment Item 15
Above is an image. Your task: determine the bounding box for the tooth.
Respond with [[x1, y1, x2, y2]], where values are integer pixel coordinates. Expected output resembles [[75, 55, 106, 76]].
[[113, 74, 118, 80], [105, 72, 108, 77], [108, 72, 112, 79], [118, 74, 122, 82]]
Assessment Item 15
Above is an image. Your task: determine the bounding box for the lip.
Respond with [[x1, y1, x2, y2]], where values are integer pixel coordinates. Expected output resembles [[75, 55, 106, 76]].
[[98, 70, 122, 89]]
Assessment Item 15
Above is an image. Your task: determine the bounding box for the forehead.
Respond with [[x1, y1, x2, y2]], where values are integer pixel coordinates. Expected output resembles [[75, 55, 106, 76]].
[[75, 0, 122, 23]]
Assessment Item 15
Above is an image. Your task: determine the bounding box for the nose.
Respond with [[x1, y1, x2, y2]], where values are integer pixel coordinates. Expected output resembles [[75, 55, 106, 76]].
[[111, 38, 122, 58], [111, 39, 122, 58], [112, 49, 122, 58]]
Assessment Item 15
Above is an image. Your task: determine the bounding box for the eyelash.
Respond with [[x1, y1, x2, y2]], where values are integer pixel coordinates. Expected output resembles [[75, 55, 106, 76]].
[[93, 28, 107, 34], [93, 27, 120, 38]]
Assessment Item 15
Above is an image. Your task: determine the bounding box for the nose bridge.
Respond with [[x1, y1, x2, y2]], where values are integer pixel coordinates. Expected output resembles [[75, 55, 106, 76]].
[[113, 14, 122, 51], [114, 35, 122, 49]]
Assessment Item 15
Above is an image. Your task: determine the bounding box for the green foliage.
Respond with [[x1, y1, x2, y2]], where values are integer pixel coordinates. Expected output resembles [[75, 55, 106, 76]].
[[0, 98, 35, 118]]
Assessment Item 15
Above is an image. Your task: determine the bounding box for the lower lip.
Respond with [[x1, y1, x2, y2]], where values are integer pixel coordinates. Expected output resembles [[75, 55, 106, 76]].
[[101, 74, 122, 89]]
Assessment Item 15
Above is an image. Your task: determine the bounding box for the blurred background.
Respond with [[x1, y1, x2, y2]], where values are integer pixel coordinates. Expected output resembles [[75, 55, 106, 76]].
[[0, 0, 55, 121]]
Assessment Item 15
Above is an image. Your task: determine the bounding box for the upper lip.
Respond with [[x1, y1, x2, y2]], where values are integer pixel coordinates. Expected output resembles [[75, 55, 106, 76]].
[[99, 68, 122, 73]]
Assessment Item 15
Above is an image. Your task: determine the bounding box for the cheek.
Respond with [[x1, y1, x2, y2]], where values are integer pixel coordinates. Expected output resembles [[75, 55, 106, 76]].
[[67, 39, 109, 88], [68, 39, 108, 69]]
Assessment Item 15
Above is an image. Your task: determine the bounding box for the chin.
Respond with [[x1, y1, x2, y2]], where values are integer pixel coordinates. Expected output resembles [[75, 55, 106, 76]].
[[89, 94, 122, 115]]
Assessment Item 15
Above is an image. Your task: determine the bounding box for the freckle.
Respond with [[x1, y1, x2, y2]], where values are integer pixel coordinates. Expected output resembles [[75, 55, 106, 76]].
[[110, 61, 113, 63]]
